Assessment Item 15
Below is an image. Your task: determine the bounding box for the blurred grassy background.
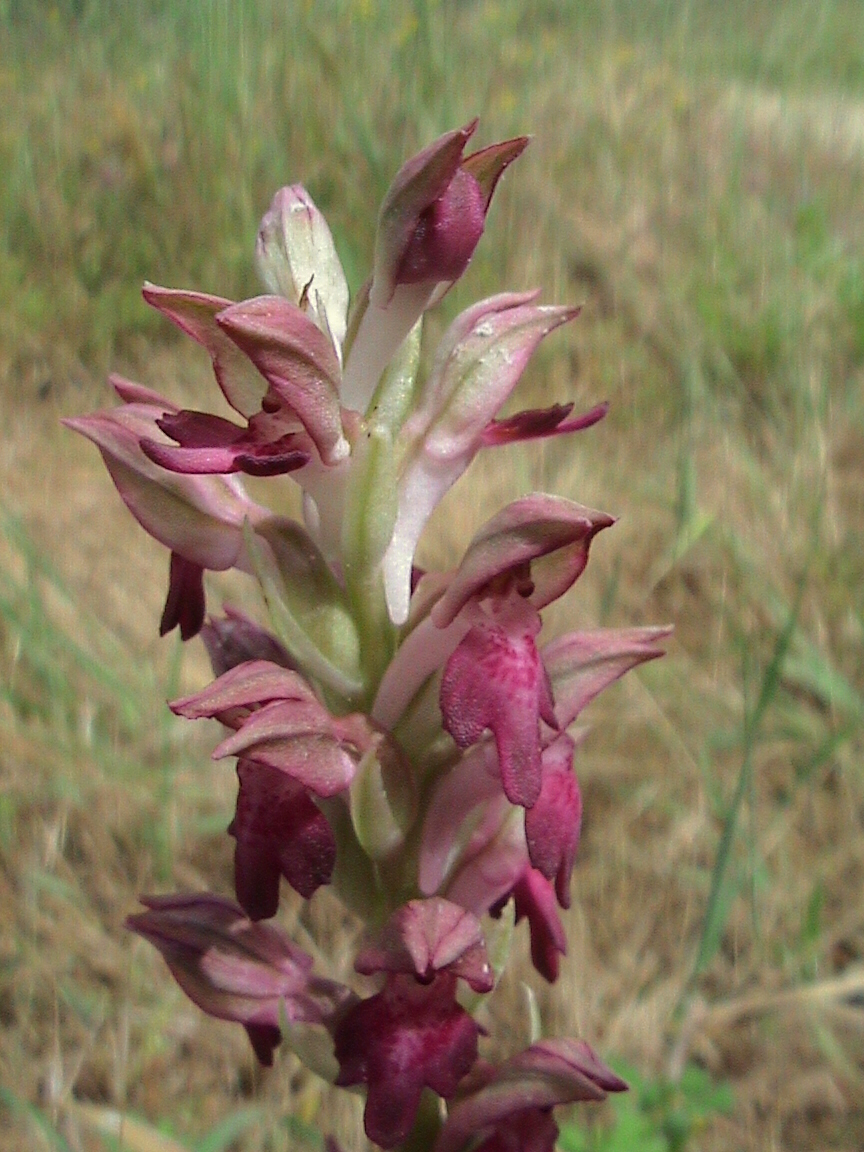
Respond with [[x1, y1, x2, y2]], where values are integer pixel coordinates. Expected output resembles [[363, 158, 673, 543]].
[[2, 0, 864, 1149]]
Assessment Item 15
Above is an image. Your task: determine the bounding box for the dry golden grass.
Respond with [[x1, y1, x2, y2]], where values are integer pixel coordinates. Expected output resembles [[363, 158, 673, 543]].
[[2, 4, 864, 1150]]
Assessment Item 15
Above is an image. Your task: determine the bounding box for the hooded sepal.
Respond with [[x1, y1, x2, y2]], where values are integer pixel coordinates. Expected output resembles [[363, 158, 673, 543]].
[[354, 898, 494, 994], [431, 494, 616, 630], [211, 696, 363, 799], [126, 892, 345, 1066], [170, 658, 318, 726], [255, 184, 349, 361], [434, 1039, 627, 1152], [372, 120, 480, 309], [171, 659, 365, 798]]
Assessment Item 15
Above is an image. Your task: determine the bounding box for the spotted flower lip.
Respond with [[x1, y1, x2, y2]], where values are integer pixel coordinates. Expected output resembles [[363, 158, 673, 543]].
[[334, 972, 481, 1149]]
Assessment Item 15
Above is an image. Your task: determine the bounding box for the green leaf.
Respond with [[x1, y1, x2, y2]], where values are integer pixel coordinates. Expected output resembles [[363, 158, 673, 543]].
[[244, 517, 363, 701]]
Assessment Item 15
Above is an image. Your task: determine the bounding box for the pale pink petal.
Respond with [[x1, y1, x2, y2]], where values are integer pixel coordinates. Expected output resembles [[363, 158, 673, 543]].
[[542, 625, 672, 731], [142, 284, 268, 418], [64, 406, 265, 570]]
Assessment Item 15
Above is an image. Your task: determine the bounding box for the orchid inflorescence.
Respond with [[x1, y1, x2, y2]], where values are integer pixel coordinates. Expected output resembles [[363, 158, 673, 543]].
[[67, 120, 670, 1151]]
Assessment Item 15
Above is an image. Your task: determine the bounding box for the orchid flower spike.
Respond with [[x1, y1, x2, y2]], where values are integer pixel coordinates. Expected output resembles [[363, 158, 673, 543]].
[[69, 121, 671, 1152]]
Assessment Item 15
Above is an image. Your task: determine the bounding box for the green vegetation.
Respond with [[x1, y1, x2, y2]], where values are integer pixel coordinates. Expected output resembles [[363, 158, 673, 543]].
[[559, 1061, 734, 1152]]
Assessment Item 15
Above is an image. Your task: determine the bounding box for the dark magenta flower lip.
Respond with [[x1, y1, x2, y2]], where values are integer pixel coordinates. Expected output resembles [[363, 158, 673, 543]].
[[334, 972, 480, 1148]]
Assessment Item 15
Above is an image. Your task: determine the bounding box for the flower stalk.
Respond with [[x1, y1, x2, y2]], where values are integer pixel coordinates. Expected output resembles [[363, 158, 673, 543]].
[[68, 121, 670, 1151]]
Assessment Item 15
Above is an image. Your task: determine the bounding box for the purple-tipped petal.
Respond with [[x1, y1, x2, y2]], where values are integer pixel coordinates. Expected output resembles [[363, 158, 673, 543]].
[[524, 735, 581, 909], [215, 295, 347, 466], [160, 552, 206, 640], [230, 759, 336, 917], [372, 120, 479, 308], [543, 626, 673, 731], [382, 296, 583, 624], [142, 284, 268, 418], [479, 400, 608, 447], [334, 973, 480, 1148], [439, 601, 556, 809], [354, 898, 494, 994]]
